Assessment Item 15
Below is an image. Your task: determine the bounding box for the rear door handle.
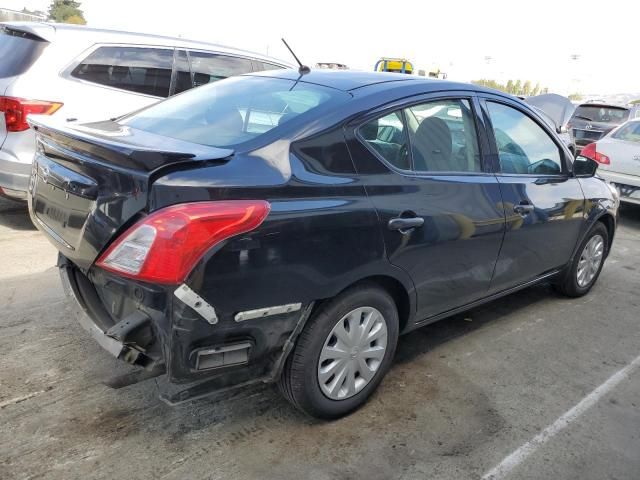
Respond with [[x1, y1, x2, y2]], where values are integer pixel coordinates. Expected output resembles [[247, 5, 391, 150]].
[[513, 203, 535, 215], [388, 216, 424, 232]]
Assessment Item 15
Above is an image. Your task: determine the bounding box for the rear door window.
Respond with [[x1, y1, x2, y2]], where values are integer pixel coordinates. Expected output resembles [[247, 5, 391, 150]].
[[188, 51, 254, 86], [487, 101, 563, 175], [360, 112, 410, 170], [359, 98, 481, 173], [0, 27, 48, 78], [71, 46, 174, 97], [254, 61, 285, 72]]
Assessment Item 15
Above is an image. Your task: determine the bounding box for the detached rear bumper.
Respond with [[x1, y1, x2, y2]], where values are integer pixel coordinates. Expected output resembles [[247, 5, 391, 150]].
[[57, 256, 314, 404]]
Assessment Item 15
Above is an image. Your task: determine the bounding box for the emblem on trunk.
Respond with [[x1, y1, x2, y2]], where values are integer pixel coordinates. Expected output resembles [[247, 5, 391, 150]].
[[585, 123, 593, 130]]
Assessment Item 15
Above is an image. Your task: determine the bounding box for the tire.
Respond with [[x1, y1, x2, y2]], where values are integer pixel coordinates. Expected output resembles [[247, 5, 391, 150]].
[[278, 283, 399, 419], [554, 222, 608, 297]]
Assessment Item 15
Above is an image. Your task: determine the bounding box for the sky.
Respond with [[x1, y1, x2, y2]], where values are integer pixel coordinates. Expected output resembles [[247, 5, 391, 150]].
[[4, 0, 639, 95]]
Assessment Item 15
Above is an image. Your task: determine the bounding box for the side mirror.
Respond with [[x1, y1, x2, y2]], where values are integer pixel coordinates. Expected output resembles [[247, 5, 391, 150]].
[[573, 155, 599, 177], [557, 125, 569, 134]]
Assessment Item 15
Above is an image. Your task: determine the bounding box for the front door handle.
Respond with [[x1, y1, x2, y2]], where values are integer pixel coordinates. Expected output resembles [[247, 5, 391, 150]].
[[388, 216, 425, 233], [513, 203, 535, 215]]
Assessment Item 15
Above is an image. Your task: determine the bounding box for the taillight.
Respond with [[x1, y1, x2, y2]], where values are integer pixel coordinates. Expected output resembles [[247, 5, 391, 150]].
[[96, 200, 271, 284], [580, 142, 610, 165], [0, 96, 63, 132]]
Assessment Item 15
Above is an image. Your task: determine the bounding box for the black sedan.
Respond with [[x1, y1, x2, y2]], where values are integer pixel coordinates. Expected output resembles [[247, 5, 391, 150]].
[[28, 69, 618, 419]]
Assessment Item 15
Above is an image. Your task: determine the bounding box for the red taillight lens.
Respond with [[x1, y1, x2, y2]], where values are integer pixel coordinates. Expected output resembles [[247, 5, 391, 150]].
[[579, 142, 610, 165], [0, 96, 63, 132], [96, 200, 271, 284]]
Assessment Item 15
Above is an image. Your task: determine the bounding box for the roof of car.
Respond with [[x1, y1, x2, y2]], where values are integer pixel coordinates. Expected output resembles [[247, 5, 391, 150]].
[[1, 21, 292, 66], [248, 68, 485, 93]]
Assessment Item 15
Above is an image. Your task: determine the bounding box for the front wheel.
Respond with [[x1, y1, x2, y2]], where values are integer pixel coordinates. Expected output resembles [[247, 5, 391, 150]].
[[278, 284, 399, 419], [554, 222, 608, 297]]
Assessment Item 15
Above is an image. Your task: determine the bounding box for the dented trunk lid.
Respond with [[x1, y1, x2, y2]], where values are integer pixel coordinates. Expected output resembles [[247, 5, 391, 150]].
[[27, 117, 233, 271]]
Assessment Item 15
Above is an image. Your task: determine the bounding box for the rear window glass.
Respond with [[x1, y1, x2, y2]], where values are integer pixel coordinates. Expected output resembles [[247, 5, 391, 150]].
[[573, 105, 630, 124], [612, 122, 640, 142], [0, 27, 48, 78], [120, 76, 349, 147], [71, 46, 173, 97]]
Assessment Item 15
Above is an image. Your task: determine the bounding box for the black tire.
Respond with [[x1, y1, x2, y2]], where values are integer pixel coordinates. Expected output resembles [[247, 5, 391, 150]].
[[554, 222, 608, 297], [278, 283, 399, 419]]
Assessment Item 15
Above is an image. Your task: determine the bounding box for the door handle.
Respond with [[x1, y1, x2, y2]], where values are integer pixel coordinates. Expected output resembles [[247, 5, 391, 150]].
[[513, 203, 535, 215], [388, 216, 425, 233]]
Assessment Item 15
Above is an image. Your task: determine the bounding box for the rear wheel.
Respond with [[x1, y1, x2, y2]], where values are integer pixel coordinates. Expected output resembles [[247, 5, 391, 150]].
[[278, 284, 399, 419], [554, 222, 608, 297]]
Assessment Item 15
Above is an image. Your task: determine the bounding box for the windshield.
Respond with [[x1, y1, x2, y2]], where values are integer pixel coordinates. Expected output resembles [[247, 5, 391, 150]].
[[120, 76, 349, 147], [0, 27, 49, 79], [573, 105, 630, 124]]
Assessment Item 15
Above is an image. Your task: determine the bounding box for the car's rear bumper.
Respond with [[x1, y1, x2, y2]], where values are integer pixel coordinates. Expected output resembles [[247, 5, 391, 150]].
[[57, 255, 313, 404], [598, 170, 640, 205], [0, 131, 35, 199]]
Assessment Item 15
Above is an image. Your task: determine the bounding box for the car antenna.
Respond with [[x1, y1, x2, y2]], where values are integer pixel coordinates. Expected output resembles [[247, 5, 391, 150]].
[[281, 38, 310, 75]]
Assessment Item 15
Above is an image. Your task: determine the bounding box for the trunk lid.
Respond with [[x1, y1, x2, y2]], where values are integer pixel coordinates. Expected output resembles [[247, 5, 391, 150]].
[[597, 136, 640, 176], [28, 117, 233, 271]]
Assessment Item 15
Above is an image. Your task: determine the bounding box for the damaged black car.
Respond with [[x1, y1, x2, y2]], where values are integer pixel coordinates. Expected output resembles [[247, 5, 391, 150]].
[[28, 70, 617, 419]]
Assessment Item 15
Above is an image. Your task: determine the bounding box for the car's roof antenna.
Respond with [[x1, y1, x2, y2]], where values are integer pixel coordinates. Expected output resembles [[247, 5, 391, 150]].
[[281, 38, 310, 75]]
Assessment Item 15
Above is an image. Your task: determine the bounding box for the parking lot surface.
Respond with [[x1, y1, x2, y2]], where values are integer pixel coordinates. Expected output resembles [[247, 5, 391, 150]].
[[1, 197, 639, 480]]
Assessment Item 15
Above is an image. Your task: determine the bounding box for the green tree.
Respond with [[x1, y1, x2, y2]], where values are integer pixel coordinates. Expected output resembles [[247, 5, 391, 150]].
[[531, 82, 540, 96], [506, 80, 514, 94], [630, 99, 640, 105], [522, 80, 532, 96], [47, 0, 86, 24], [568, 93, 583, 101], [514, 80, 522, 95]]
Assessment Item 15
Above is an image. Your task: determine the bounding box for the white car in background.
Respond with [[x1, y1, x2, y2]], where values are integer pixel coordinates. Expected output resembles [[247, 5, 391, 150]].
[[580, 119, 640, 205], [0, 22, 291, 201]]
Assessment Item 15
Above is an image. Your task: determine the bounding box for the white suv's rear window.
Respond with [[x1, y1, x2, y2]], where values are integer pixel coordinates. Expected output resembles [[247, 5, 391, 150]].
[[0, 27, 48, 78]]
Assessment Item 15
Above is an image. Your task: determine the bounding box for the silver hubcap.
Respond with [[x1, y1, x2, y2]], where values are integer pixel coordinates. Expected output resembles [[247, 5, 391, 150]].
[[577, 234, 605, 287], [318, 306, 388, 400]]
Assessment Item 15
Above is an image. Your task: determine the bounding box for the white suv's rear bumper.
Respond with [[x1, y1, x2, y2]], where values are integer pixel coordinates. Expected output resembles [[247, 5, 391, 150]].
[[598, 170, 640, 205], [0, 130, 36, 199]]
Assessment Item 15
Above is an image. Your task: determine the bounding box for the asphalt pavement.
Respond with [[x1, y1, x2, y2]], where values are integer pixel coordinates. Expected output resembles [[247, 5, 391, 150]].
[[1, 196, 639, 480]]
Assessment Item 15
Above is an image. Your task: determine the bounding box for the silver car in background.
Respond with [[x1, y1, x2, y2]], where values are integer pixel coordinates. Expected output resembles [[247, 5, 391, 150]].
[[0, 22, 291, 200], [581, 119, 640, 205]]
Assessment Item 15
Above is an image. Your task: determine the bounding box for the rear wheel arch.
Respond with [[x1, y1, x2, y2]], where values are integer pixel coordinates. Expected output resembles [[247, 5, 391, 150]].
[[316, 274, 414, 333]]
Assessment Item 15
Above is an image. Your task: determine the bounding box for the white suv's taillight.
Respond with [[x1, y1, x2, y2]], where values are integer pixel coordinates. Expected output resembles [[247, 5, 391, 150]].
[[96, 201, 270, 284]]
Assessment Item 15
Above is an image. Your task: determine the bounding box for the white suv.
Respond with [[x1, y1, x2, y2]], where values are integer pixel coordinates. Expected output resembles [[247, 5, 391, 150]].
[[0, 22, 291, 200]]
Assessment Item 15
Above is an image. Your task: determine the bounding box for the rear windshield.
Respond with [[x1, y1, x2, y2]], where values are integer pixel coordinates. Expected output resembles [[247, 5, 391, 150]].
[[0, 27, 48, 78], [612, 121, 640, 142], [573, 105, 630, 124], [120, 76, 349, 147]]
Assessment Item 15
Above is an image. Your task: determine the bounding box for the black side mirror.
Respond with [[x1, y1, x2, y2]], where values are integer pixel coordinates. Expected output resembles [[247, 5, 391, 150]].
[[573, 155, 599, 177]]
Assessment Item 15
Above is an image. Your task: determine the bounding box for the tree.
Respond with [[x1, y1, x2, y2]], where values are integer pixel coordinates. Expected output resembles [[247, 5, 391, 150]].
[[522, 80, 532, 96], [514, 80, 522, 96], [506, 80, 514, 94], [531, 82, 540, 96], [630, 99, 640, 105], [542, 87, 549, 94], [568, 93, 583, 101], [47, 0, 86, 24]]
